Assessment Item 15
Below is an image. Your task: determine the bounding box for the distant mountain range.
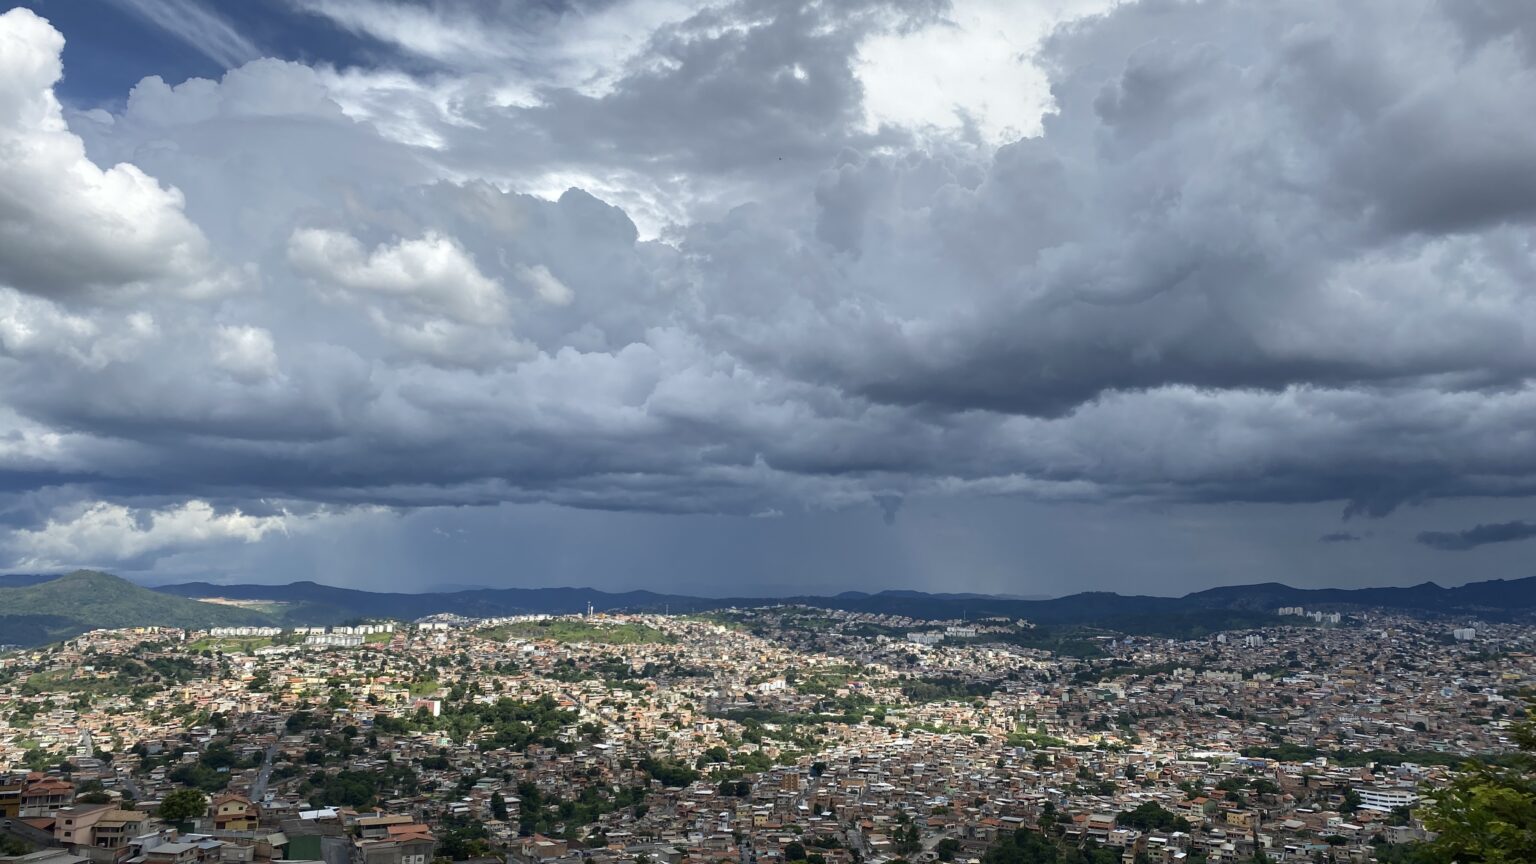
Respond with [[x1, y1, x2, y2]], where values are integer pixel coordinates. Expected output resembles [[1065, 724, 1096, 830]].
[[2, 570, 1532, 649], [146, 573, 1536, 632]]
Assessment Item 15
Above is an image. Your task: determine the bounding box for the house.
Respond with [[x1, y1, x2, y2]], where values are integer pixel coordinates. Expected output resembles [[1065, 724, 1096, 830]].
[[349, 825, 434, 864], [353, 817, 413, 841], [20, 781, 73, 818], [280, 818, 348, 864], [511, 835, 567, 863], [0, 777, 25, 819], [142, 842, 201, 864], [212, 796, 260, 832], [52, 805, 112, 849], [80, 809, 149, 852]]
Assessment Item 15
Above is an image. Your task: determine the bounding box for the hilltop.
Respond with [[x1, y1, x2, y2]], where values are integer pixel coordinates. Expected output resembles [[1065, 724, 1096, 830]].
[[0, 570, 269, 646]]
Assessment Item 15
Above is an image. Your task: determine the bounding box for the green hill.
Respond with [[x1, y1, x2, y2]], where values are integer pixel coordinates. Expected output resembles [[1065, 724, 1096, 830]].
[[0, 570, 271, 646]]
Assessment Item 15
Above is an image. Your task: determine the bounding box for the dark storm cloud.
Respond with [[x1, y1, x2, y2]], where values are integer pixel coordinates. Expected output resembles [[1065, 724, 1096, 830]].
[[690, 0, 1536, 420], [415, 0, 941, 227], [1416, 520, 1536, 552], [523, 0, 923, 173], [5, 0, 1536, 573]]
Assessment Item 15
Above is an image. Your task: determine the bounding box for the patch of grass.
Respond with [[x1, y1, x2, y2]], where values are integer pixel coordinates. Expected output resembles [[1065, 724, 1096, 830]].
[[795, 664, 868, 694], [900, 675, 999, 703], [21, 667, 137, 697]]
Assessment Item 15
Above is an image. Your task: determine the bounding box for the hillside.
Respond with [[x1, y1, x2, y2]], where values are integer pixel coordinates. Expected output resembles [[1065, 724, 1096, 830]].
[[0, 570, 269, 646], [155, 580, 714, 623], [152, 573, 1536, 630]]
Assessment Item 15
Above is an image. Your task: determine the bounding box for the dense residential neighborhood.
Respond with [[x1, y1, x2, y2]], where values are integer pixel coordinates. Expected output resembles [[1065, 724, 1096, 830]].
[[0, 606, 1529, 864]]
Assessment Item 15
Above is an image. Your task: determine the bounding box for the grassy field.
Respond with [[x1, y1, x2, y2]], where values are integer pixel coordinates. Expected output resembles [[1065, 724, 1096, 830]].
[[479, 619, 672, 644]]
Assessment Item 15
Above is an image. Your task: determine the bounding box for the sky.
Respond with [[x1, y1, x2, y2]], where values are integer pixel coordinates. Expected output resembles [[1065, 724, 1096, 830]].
[[1, 0, 1535, 597]]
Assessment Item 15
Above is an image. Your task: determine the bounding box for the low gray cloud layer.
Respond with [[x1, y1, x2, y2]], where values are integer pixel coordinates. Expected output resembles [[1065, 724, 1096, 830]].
[[1417, 520, 1536, 552], [1, 0, 1535, 589]]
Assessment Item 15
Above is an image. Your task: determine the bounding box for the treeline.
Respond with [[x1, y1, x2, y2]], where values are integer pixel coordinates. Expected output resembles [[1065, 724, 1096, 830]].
[[981, 829, 1144, 864], [1115, 802, 1191, 833], [639, 757, 699, 787], [304, 764, 418, 808], [160, 741, 260, 793], [515, 780, 648, 838], [374, 694, 577, 749], [900, 676, 999, 703]]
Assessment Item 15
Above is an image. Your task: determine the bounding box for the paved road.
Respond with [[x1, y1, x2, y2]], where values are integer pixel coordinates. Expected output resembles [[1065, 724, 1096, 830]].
[[118, 768, 140, 801], [249, 744, 278, 802], [558, 689, 627, 740]]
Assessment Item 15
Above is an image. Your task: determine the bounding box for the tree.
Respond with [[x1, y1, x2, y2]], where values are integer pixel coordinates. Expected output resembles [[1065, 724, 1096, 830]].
[[1118, 802, 1182, 832], [896, 824, 922, 855], [1420, 705, 1536, 863], [784, 842, 807, 862], [491, 791, 508, 821], [980, 830, 1061, 864], [159, 788, 208, 824]]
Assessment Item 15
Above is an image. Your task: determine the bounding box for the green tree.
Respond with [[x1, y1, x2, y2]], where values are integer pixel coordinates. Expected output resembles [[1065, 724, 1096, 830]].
[[159, 788, 208, 824], [896, 825, 922, 855], [1421, 705, 1536, 863], [784, 842, 807, 862], [1037, 801, 1056, 831], [491, 791, 508, 821]]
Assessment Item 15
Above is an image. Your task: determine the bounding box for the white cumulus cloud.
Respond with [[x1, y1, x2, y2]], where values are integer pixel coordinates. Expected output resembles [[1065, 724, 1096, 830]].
[[213, 325, 279, 381], [10, 500, 289, 568], [288, 228, 506, 323], [0, 8, 213, 296], [518, 264, 575, 306]]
